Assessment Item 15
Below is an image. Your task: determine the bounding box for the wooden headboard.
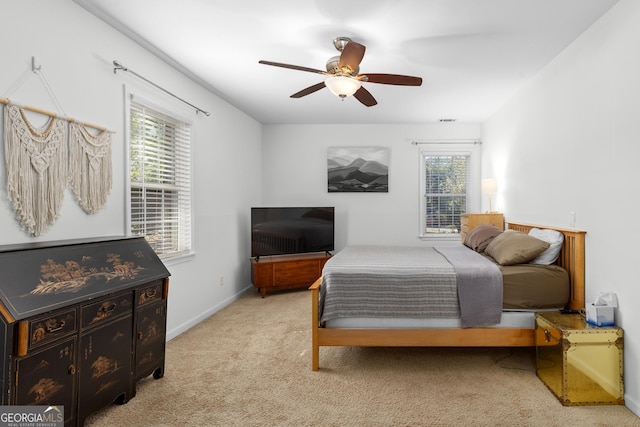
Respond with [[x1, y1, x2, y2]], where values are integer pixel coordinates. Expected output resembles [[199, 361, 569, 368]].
[[506, 221, 586, 311]]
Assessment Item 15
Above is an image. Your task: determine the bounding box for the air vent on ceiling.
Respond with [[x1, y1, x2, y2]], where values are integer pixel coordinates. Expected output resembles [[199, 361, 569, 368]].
[[439, 118, 457, 122]]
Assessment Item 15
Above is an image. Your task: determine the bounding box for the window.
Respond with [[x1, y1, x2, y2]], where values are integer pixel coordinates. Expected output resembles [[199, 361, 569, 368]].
[[129, 98, 192, 259], [418, 143, 480, 238]]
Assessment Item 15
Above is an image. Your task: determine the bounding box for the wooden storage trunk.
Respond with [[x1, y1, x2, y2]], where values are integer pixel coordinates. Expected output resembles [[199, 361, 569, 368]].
[[535, 312, 624, 405]]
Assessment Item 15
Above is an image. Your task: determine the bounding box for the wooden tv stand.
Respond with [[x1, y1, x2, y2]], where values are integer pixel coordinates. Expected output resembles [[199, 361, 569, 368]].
[[251, 253, 331, 298]]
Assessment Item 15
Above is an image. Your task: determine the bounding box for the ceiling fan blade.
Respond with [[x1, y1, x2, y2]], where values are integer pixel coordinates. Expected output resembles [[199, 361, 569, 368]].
[[360, 73, 423, 86], [353, 86, 377, 107], [290, 82, 326, 98], [339, 42, 366, 74], [259, 60, 326, 75]]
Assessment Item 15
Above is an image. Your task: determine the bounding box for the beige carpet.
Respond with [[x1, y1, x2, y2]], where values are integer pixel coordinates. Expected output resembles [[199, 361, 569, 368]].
[[85, 289, 640, 427]]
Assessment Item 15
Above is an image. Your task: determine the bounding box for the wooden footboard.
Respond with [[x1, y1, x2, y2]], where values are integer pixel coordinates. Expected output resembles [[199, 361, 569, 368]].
[[309, 278, 535, 371], [310, 278, 533, 371], [309, 222, 586, 371]]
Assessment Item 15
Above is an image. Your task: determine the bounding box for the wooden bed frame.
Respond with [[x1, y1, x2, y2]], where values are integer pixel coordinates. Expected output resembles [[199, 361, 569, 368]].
[[309, 221, 586, 371]]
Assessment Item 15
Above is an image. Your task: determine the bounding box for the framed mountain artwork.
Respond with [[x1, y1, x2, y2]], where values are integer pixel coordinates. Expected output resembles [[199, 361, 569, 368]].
[[327, 146, 389, 192]]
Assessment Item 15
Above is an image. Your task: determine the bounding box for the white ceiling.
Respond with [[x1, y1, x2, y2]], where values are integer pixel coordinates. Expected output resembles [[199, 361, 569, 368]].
[[75, 0, 618, 124]]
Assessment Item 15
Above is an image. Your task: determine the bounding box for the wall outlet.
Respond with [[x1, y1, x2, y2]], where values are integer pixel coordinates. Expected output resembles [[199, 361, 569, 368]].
[[219, 275, 224, 286], [569, 211, 576, 227]]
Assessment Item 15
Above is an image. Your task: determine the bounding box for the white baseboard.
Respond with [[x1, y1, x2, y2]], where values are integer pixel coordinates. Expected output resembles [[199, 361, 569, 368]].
[[625, 394, 640, 418], [166, 285, 253, 341]]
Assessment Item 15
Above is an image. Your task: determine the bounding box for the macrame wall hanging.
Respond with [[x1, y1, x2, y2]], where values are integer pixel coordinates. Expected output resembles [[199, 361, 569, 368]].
[[2, 58, 114, 236], [4, 104, 68, 236], [69, 122, 112, 214]]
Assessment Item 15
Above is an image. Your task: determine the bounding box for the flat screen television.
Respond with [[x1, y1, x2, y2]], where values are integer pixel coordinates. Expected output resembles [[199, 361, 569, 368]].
[[251, 207, 334, 258]]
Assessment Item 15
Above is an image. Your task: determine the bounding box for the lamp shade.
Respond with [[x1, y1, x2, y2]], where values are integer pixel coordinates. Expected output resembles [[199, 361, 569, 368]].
[[324, 76, 361, 98], [482, 178, 497, 194]]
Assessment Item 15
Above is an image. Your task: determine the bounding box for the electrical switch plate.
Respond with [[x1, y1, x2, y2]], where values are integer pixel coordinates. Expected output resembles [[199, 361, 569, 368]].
[[569, 211, 576, 227]]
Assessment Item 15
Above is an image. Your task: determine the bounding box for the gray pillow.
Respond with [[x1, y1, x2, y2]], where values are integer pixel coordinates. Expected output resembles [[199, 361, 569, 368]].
[[463, 224, 503, 253], [485, 230, 550, 266]]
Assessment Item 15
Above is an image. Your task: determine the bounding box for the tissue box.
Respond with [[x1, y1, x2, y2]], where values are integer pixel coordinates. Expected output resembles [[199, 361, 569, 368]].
[[586, 304, 614, 326]]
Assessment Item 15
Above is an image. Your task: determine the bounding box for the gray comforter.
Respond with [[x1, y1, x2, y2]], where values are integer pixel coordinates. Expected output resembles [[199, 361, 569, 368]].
[[319, 245, 503, 328]]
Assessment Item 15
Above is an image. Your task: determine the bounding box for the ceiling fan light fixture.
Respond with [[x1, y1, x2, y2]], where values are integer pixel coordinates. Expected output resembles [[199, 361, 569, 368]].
[[324, 76, 361, 99]]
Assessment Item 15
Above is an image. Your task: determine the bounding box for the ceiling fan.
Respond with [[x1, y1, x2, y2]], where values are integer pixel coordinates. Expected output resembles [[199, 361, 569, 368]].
[[259, 37, 422, 107]]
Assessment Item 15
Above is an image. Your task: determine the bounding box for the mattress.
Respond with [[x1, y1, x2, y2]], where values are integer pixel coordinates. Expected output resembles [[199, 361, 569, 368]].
[[320, 245, 570, 330], [324, 310, 545, 329], [500, 263, 569, 309]]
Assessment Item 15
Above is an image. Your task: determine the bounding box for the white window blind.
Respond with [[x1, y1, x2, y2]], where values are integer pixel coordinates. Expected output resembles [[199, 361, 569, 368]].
[[129, 100, 192, 258], [418, 143, 479, 238]]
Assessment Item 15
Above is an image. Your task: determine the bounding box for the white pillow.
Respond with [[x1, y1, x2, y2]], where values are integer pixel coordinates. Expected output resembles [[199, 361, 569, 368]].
[[528, 228, 564, 265]]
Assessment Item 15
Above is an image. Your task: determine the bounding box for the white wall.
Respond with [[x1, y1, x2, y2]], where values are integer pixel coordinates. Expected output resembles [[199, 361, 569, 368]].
[[483, 0, 640, 415], [261, 123, 481, 250], [0, 1, 263, 339], [4, 0, 638, 418]]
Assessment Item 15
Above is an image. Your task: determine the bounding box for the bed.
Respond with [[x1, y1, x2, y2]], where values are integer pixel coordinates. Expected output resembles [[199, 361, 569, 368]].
[[309, 221, 586, 371]]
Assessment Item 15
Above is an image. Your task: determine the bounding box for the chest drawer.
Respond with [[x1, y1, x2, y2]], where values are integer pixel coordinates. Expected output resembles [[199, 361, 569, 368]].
[[136, 280, 165, 307], [274, 261, 319, 285], [80, 291, 133, 329], [25, 309, 77, 352], [460, 213, 504, 242], [460, 222, 470, 234]]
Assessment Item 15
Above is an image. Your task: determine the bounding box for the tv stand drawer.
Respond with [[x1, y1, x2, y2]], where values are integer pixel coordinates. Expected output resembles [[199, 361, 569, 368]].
[[274, 260, 319, 285], [251, 253, 331, 298]]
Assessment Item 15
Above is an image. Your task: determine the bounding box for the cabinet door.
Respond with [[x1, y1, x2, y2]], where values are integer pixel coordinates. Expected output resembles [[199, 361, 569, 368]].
[[135, 301, 167, 380], [14, 337, 77, 426], [78, 315, 133, 423]]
